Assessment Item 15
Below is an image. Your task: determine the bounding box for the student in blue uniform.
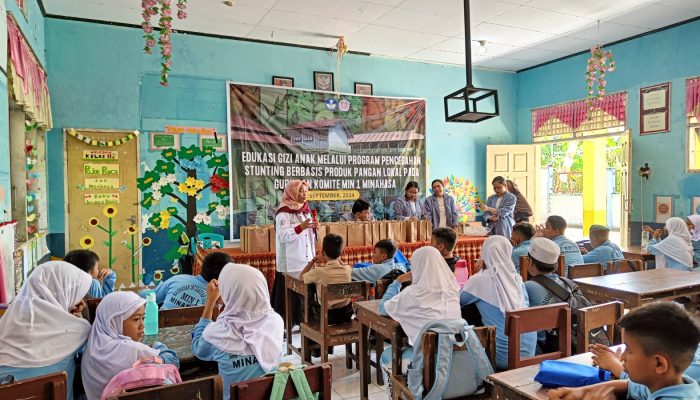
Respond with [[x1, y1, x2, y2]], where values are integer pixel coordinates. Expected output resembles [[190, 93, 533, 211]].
[[581, 224, 623, 265], [480, 176, 517, 238], [460, 236, 537, 370], [539, 215, 583, 276], [339, 198, 373, 222], [643, 217, 694, 271], [64, 249, 116, 298], [82, 291, 179, 400], [351, 239, 405, 282], [0, 262, 92, 400], [192, 263, 283, 400], [511, 222, 535, 273], [548, 302, 700, 400], [142, 251, 232, 309], [686, 215, 700, 266], [431, 227, 461, 272]]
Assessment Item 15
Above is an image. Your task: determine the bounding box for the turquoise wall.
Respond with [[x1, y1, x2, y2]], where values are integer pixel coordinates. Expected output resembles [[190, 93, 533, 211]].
[[45, 18, 518, 258], [516, 19, 700, 239]]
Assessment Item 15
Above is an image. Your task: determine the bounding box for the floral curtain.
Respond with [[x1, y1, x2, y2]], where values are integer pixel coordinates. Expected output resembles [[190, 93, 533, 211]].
[[532, 92, 626, 139], [7, 14, 52, 129], [686, 77, 700, 120]]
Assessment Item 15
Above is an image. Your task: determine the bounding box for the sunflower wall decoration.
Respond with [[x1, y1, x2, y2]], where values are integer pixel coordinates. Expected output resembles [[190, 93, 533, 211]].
[[86, 205, 120, 269], [122, 225, 152, 283], [137, 144, 230, 265]]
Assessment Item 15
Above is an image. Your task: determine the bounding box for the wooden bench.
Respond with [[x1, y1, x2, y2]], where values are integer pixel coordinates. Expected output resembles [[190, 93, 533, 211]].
[[505, 303, 571, 369], [576, 301, 624, 353], [0, 371, 67, 400], [230, 363, 332, 400], [391, 326, 497, 400], [86, 297, 211, 326], [519, 255, 565, 282], [568, 263, 604, 280], [105, 375, 223, 400], [607, 259, 642, 275]]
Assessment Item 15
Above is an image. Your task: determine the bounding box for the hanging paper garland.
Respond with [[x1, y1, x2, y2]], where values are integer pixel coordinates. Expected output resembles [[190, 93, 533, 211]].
[[585, 45, 616, 116], [140, 0, 188, 86], [67, 128, 140, 147]]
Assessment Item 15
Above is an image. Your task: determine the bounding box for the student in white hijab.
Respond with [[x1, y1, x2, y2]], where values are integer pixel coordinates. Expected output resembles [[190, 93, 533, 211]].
[[81, 291, 179, 400], [460, 235, 537, 370], [644, 217, 694, 271], [0, 262, 92, 400], [192, 263, 283, 400], [377, 246, 461, 395], [686, 215, 700, 266]]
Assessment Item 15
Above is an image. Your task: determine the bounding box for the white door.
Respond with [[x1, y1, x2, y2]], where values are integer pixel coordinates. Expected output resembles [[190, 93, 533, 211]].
[[486, 145, 539, 223], [619, 131, 631, 247]]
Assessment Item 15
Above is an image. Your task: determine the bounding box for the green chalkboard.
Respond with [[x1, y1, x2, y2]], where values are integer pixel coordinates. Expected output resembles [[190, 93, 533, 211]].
[[153, 134, 175, 148], [201, 137, 224, 149]]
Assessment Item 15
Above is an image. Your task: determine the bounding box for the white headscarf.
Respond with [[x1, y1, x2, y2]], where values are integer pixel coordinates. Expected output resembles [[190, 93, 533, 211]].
[[653, 217, 693, 268], [0, 261, 92, 367], [384, 246, 461, 345], [688, 215, 700, 242], [202, 263, 283, 372], [82, 292, 159, 400], [461, 236, 525, 313]]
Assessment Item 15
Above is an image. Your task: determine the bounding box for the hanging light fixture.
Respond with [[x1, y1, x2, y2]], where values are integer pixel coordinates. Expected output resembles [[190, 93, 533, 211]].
[[444, 0, 499, 123]]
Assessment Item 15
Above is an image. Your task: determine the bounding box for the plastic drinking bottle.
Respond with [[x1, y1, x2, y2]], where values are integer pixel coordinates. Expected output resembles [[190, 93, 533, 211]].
[[145, 292, 159, 336]]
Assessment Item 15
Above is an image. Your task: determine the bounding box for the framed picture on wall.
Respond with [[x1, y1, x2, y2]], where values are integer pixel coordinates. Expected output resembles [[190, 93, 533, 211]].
[[149, 132, 180, 151], [313, 71, 334, 91], [354, 82, 373, 96], [655, 195, 674, 223], [272, 76, 294, 87], [199, 134, 227, 152], [640, 82, 670, 135]]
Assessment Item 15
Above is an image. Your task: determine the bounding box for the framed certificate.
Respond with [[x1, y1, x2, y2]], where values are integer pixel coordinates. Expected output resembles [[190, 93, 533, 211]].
[[640, 83, 670, 135]]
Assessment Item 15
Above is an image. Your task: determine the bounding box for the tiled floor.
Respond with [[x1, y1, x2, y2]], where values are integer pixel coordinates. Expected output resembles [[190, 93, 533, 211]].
[[286, 332, 389, 400]]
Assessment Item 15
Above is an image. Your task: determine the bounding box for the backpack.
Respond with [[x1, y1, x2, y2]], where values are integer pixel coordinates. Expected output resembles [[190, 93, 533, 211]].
[[407, 319, 493, 400], [530, 275, 611, 354], [267, 363, 319, 400], [100, 356, 182, 400]]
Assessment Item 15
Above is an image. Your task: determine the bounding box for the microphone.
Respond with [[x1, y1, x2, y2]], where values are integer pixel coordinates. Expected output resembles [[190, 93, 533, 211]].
[[311, 209, 318, 239]]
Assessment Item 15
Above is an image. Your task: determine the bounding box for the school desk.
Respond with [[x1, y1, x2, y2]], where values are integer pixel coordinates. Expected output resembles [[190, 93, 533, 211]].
[[573, 268, 700, 309], [144, 325, 218, 379], [620, 246, 655, 269], [486, 345, 624, 400], [356, 299, 405, 400], [194, 236, 487, 294], [284, 272, 312, 358]]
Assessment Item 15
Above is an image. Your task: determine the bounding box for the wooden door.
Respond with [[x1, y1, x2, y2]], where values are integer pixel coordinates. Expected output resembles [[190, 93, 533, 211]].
[[486, 144, 539, 222], [65, 130, 140, 289], [619, 131, 631, 247]]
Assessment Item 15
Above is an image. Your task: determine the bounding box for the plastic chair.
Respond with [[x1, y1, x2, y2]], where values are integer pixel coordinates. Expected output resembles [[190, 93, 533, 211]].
[[190, 233, 225, 254], [454, 259, 469, 289]]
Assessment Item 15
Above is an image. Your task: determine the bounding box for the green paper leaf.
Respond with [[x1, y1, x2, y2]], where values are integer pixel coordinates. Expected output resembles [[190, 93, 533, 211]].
[[167, 224, 186, 242], [103, 241, 111, 247], [137, 170, 161, 191], [141, 193, 154, 210], [164, 246, 182, 262]]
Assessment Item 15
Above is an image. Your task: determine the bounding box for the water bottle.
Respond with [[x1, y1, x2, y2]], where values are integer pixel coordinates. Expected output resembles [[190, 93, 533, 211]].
[[145, 292, 159, 336], [641, 230, 650, 251]]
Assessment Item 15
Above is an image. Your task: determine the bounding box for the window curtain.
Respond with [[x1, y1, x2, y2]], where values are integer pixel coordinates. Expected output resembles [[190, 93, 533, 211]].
[[686, 77, 700, 120], [532, 92, 626, 138], [7, 14, 52, 129]]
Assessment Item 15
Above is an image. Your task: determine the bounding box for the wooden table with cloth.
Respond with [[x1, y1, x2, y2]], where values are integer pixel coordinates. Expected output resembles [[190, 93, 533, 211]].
[[193, 236, 487, 293]]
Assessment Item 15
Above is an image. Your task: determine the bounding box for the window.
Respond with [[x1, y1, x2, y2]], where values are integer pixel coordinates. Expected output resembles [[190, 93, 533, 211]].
[[304, 131, 314, 141], [293, 133, 302, 142], [687, 117, 700, 172]]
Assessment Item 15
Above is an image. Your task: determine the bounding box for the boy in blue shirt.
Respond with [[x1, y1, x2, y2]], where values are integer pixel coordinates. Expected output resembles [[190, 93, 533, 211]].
[[511, 222, 535, 273], [539, 215, 583, 276], [142, 252, 231, 309], [63, 249, 116, 298], [548, 302, 700, 400], [431, 227, 460, 272], [581, 224, 624, 265], [351, 239, 405, 282]]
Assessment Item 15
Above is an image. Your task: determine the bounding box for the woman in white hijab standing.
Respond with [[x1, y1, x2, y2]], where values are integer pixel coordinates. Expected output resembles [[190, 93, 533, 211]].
[[644, 217, 694, 271], [191, 263, 283, 400], [460, 235, 536, 370], [81, 291, 179, 400], [378, 246, 461, 395], [0, 262, 92, 400], [686, 215, 700, 267]]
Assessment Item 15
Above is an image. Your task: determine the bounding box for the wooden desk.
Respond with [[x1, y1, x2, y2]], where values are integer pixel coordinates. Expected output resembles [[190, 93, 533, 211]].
[[356, 300, 405, 400], [487, 346, 623, 400], [621, 246, 655, 269], [144, 325, 218, 379], [284, 272, 311, 357], [573, 269, 700, 309]]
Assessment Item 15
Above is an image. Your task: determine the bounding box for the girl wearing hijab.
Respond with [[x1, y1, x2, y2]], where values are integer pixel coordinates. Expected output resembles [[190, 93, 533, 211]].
[[460, 236, 536, 370], [0, 262, 92, 400], [378, 246, 461, 395], [192, 263, 283, 400], [686, 215, 700, 266], [272, 180, 316, 320], [81, 292, 179, 400], [643, 217, 694, 271]]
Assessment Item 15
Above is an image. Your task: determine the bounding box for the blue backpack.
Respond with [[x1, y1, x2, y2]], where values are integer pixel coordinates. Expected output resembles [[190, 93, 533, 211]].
[[407, 319, 494, 400]]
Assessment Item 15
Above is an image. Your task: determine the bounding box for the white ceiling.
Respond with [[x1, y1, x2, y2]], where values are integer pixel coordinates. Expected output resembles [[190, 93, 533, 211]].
[[43, 0, 700, 72]]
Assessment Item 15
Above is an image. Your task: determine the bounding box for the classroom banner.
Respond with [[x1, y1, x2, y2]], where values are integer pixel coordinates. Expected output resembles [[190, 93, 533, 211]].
[[228, 82, 426, 238]]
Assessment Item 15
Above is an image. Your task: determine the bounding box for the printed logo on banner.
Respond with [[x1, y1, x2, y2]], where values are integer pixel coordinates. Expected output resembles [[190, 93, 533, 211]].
[[338, 99, 350, 112], [325, 99, 338, 111]]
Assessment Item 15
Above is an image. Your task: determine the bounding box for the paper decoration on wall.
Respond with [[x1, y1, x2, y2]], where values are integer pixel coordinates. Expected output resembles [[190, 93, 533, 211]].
[[85, 205, 121, 269], [67, 128, 139, 147], [84, 193, 120, 205], [655, 196, 674, 224], [437, 176, 481, 222], [85, 178, 120, 189], [199, 135, 227, 152], [165, 126, 215, 135], [83, 150, 119, 160], [121, 225, 152, 283], [150, 132, 181, 150], [84, 163, 119, 175]]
